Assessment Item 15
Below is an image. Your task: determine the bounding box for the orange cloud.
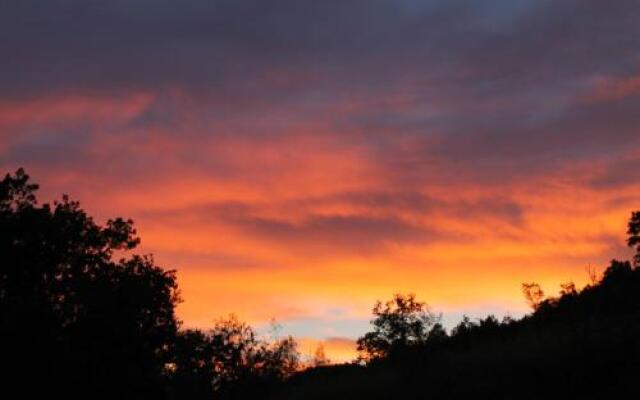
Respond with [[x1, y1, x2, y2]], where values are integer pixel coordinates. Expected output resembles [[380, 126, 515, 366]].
[[2, 87, 640, 347]]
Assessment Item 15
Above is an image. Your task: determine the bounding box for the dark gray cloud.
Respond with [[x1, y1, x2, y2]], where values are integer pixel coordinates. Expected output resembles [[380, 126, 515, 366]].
[[2, 0, 640, 188], [224, 213, 435, 255], [2, 0, 638, 97], [134, 192, 524, 258], [2, 128, 92, 167], [137, 199, 443, 255], [589, 156, 640, 189], [294, 191, 524, 225]]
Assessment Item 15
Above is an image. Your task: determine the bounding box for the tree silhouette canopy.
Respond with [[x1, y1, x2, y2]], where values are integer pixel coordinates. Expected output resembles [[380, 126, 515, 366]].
[[0, 169, 298, 399], [0, 169, 180, 398], [169, 316, 299, 399], [357, 293, 439, 361]]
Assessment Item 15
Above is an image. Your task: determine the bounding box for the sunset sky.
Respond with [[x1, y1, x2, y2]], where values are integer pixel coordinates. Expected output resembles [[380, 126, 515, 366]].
[[2, 0, 640, 362]]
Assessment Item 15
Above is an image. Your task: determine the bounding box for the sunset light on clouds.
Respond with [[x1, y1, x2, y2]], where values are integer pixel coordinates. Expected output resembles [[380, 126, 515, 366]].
[[2, 0, 640, 362]]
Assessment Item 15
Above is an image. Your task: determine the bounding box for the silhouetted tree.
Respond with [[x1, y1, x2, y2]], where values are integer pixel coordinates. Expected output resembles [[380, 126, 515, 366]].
[[357, 293, 438, 361], [628, 211, 640, 265], [0, 168, 302, 399], [0, 169, 179, 398], [167, 315, 299, 399]]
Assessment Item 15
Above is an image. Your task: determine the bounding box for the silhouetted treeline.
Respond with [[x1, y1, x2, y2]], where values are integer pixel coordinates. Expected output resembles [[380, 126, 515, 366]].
[[273, 213, 640, 400], [0, 169, 298, 399], [4, 168, 640, 399]]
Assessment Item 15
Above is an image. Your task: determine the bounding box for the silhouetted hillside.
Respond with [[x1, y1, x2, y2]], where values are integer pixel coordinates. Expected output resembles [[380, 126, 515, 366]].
[[273, 218, 640, 399]]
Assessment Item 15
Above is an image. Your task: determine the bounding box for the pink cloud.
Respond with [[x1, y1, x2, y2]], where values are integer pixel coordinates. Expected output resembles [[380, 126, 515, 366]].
[[585, 74, 640, 103]]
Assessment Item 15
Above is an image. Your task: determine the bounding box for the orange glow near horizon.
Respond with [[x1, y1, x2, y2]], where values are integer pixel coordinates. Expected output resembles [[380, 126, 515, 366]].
[[3, 77, 640, 363]]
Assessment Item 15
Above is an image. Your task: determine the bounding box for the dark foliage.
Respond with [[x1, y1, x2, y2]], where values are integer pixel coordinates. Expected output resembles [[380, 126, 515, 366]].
[[167, 316, 299, 400], [356, 293, 439, 361], [0, 169, 297, 399], [628, 211, 640, 265], [273, 211, 640, 400], [0, 169, 179, 398]]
